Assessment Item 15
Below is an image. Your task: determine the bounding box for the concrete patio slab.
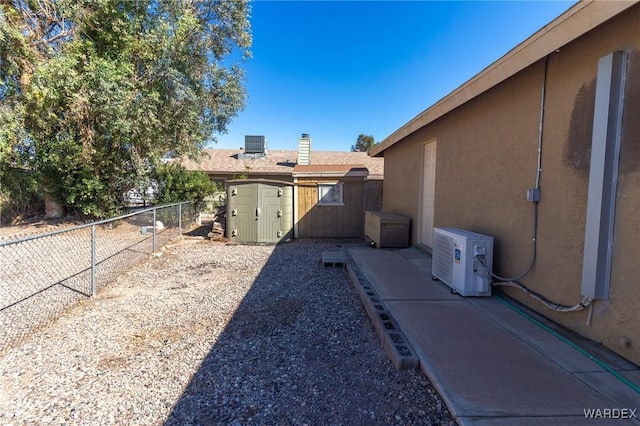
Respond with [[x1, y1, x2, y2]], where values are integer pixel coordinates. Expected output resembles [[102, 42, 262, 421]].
[[459, 416, 611, 425], [349, 248, 459, 301], [346, 246, 640, 425], [574, 370, 640, 410], [387, 300, 613, 418], [465, 297, 610, 374]]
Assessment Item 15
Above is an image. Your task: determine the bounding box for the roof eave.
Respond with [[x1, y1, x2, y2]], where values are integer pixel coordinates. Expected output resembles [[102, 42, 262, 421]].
[[369, 0, 638, 158], [292, 171, 369, 178], [206, 171, 293, 176]]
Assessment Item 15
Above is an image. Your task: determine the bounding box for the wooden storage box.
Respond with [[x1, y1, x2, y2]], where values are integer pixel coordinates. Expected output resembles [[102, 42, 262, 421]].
[[365, 211, 410, 248]]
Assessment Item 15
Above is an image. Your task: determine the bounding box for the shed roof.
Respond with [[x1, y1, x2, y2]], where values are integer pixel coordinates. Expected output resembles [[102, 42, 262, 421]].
[[292, 164, 367, 173], [292, 164, 369, 178], [180, 149, 384, 178], [369, 0, 638, 157]]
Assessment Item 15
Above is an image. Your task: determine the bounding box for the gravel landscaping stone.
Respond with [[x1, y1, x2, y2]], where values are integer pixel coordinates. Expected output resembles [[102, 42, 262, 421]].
[[0, 238, 455, 425]]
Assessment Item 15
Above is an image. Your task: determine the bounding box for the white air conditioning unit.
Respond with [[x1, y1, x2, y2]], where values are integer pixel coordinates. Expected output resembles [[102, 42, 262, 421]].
[[432, 227, 494, 296]]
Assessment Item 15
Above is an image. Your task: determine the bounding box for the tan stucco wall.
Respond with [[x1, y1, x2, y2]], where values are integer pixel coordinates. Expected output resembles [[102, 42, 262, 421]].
[[382, 4, 640, 364]]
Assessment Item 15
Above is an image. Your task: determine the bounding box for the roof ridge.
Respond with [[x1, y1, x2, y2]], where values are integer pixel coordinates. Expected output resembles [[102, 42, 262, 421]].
[[202, 148, 365, 153]]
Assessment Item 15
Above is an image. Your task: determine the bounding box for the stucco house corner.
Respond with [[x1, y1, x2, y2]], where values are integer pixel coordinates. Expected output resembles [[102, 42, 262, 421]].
[[371, 1, 640, 365]]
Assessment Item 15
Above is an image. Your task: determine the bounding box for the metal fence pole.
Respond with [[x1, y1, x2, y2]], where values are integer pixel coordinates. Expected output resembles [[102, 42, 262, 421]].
[[91, 224, 96, 296], [152, 208, 156, 253], [178, 203, 182, 236]]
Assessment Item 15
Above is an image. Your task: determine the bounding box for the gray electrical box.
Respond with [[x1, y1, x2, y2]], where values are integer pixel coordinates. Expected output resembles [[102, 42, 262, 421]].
[[581, 51, 627, 300], [526, 188, 541, 202]]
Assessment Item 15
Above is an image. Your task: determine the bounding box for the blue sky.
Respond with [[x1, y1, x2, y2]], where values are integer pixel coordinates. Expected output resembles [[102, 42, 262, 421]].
[[212, 0, 577, 152]]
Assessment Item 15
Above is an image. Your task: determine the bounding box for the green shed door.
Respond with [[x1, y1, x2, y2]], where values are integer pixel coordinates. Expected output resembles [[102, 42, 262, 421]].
[[258, 185, 293, 243], [258, 185, 282, 243], [228, 183, 258, 243], [227, 182, 293, 243]]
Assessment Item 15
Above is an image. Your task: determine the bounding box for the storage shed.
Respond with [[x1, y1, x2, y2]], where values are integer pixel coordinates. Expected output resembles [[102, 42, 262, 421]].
[[226, 179, 293, 244]]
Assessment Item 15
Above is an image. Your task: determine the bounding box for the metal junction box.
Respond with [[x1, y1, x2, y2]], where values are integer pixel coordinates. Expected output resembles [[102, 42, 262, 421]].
[[365, 211, 410, 248]]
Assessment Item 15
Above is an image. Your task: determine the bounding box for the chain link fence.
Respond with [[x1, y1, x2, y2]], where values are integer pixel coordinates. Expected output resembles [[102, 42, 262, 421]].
[[0, 202, 195, 353]]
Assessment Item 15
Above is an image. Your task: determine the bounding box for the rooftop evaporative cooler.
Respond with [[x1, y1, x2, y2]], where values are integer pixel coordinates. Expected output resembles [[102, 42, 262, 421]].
[[432, 227, 494, 297]]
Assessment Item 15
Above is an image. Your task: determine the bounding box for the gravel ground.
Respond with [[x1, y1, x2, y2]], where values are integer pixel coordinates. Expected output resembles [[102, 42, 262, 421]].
[[1, 218, 183, 353], [0, 238, 454, 425]]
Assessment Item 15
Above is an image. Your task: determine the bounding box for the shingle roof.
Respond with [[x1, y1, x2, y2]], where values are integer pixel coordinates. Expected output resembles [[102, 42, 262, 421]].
[[180, 149, 384, 178]]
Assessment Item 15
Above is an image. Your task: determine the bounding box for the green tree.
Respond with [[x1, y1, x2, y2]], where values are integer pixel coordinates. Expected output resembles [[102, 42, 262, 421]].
[[152, 162, 217, 213], [0, 0, 251, 219], [351, 134, 376, 152], [1, 4, 42, 220]]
